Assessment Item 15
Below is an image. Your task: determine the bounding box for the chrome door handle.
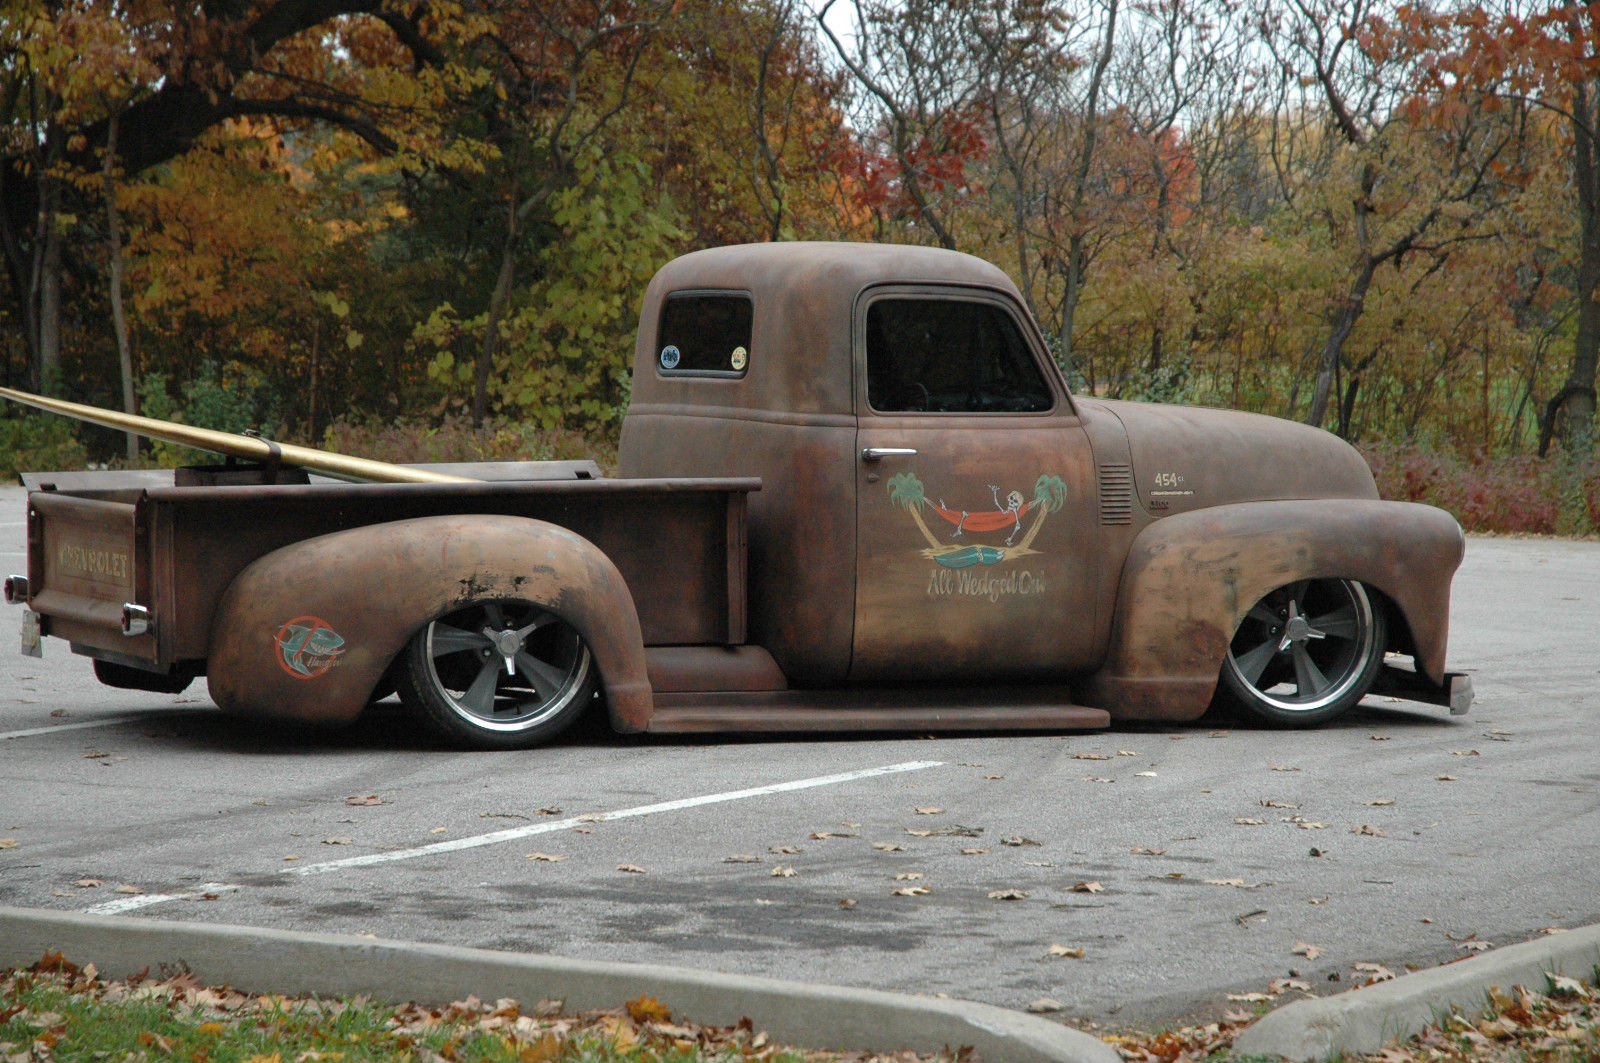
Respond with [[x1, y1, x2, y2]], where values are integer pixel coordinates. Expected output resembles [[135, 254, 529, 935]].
[[861, 447, 918, 462]]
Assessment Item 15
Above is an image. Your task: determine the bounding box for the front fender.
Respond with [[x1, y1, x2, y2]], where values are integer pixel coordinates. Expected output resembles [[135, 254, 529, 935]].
[[206, 515, 651, 732], [1078, 500, 1464, 721]]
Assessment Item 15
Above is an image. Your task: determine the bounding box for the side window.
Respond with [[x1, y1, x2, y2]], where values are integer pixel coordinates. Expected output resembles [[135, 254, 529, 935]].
[[866, 298, 1053, 413], [656, 292, 752, 376]]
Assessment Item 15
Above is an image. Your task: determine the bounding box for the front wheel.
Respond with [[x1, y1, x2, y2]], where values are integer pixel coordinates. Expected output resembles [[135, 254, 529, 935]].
[[1219, 578, 1386, 726], [396, 599, 598, 749]]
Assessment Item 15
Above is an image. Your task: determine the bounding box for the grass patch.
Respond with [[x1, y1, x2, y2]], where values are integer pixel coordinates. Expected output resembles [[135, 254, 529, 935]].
[[0, 954, 962, 1063]]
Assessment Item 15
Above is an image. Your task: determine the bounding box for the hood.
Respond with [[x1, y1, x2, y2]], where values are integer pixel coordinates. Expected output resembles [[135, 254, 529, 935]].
[[1084, 399, 1378, 517]]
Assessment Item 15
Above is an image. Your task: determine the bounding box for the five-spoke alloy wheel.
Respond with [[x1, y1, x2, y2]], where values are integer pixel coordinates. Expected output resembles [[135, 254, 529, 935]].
[[1219, 578, 1386, 726], [396, 599, 597, 749]]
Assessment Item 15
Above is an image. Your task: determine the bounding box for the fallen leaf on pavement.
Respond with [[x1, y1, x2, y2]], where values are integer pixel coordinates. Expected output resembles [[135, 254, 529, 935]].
[[115, 884, 143, 894], [1271, 765, 1301, 772], [1295, 821, 1327, 830], [1073, 753, 1110, 761], [1001, 836, 1041, 846], [1450, 750, 1481, 757], [617, 865, 646, 874], [987, 889, 1029, 900], [723, 854, 760, 863], [1117, 750, 1140, 757], [429, 827, 447, 834], [770, 866, 796, 878], [1369, 734, 1391, 741], [1354, 962, 1396, 983], [960, 847, 988, 855], [1351, 825, 1387, 836], [891, 886, 930, 897], [322, 837, 352, 845], [1227, 992, 1271, 1003], [1259, 800, 1299, 809], [1134, 771, 1158, 778], [1071, 881, 1103, 893], [894, 872, 923, 881], [1294, 942, 1324, 960], [75, 878, 102, 887], [914, 807, 943, 815], [526, 852, 565, 862], [1083, 776, 1114, 783], [1460, 940, 1493, 951], [1308, 896, 1329, 904], [0, 839, 16, 849], [1027, 998, 1065, 1013], [838, 898, 856, 908], [1046, 944, 1085, 959], [872, 842, 904, 852], [1364, 798, 1395, 806], [1130, 847, 1165, 855], [1269, 978, 1312, 994], [1437, 775, 1458, 781], [769, 845, 802, 854], [1234, 818, 1266, 826], [1204, 878, 1248, 887], [345, 796, 384, 806], [283, 854, 300, 861], [810, 831, 857, 839]]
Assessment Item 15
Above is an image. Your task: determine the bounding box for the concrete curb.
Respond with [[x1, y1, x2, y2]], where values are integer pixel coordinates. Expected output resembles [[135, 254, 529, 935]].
[[0, 906, 1119, 1063], [1231, 924, 1600, 1061]]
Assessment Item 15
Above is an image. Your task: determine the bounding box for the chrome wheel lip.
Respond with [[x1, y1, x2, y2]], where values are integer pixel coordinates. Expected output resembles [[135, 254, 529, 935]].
[[422, 605, 593, 734], [1225, 580, 1378, 714]]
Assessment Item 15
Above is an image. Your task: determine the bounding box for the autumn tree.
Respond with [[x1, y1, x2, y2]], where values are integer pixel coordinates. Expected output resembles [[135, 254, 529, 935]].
[[1, 0, 477, 398]]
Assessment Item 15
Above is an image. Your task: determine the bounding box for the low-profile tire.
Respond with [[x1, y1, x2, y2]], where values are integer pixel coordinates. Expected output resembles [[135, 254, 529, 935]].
[[395, 598, 598, 749], [1219, 578, 1386, 727]]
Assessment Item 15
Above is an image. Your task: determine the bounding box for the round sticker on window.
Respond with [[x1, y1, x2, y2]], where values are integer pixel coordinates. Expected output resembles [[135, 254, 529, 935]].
[[660, 344, 681, 369], [730, 346, 747, 371]]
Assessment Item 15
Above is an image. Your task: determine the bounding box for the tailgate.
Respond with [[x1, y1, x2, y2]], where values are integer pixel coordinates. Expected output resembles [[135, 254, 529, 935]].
[[26, 491, 153, 662]]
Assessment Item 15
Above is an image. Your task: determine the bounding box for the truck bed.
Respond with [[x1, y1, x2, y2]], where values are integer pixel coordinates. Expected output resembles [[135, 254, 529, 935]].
[[23, 472, 757, 673]]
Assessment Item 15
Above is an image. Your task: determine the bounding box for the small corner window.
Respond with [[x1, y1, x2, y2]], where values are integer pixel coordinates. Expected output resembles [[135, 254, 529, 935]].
[[866, 297, 1054, 413], [656, 292, 753, 377]]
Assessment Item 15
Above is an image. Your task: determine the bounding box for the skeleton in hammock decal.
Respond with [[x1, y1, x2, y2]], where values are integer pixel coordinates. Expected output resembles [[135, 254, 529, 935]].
[[887, 471, 1068, 569]]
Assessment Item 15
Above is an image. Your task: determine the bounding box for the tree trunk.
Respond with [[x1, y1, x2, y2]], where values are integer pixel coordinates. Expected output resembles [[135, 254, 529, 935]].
[[37, 171, 62, 392], [1056, 0, 1118, 369], [1556, 75, 1600, 456], [103, 108, 138, 461], [472, 199, 521, 428], [1307, 258, 1377, 430]]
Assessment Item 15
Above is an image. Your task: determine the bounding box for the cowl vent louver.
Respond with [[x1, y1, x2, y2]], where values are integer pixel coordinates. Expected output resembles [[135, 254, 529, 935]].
[[1099, 463, 1133, 525]]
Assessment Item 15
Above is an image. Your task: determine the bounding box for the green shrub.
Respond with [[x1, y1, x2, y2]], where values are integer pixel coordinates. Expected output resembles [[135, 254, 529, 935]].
[[0, 410, 89, 479]]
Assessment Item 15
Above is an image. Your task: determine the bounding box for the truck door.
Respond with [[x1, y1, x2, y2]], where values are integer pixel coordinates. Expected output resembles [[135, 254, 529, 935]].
[[852, 288, 1101, 682]]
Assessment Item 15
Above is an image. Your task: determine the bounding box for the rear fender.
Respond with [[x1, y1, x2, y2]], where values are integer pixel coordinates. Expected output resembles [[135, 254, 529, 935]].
[[206, 515, 651, 732], [1079, 500, 1464, 721]]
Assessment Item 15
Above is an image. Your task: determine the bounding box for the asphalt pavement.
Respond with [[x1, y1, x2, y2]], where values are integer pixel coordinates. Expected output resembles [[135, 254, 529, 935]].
[[2, 481, 1598, 1058]]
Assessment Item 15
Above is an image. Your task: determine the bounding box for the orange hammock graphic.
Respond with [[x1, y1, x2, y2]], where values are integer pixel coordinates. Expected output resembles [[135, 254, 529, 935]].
[[928, 497, 1034, 534]]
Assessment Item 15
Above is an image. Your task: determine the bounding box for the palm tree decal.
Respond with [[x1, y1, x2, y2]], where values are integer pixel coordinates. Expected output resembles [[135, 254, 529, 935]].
[[1015, 474, 1068, 552], [888, 470, 1070, 566], [888, 471, 942, 550]]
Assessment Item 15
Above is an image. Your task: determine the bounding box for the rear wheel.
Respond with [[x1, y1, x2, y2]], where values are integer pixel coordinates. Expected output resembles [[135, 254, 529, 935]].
[[396, 599, 597, 749], [1219, 578, 1386, 726]]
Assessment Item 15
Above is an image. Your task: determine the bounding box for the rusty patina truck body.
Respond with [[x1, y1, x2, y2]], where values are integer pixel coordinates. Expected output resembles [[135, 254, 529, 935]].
[[5, 243, 1471, 748]]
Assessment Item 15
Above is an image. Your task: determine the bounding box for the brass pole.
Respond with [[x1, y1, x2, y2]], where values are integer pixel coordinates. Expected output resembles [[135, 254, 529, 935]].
[[0, 386, 477, 485]]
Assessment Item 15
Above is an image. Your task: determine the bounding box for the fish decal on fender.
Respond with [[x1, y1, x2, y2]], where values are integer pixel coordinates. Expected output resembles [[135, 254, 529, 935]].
[[888, 472, 1068, 567], [275, 616, 346, 679]]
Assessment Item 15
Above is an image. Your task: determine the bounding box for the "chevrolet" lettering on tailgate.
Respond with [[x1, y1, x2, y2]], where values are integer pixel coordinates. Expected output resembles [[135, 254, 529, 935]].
[[57, 543, 130, 581]]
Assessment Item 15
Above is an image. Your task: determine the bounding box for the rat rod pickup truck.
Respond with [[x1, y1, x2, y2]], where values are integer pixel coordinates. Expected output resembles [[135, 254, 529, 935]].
[[3, 242, 1472, 749]]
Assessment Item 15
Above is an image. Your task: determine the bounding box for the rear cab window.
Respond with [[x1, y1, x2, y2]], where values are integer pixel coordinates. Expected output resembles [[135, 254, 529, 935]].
[[656, 292, 753, 377]]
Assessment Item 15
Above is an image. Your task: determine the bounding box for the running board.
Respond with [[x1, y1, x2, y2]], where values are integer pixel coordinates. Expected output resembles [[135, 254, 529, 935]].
[[646, 687, 1109, 734]]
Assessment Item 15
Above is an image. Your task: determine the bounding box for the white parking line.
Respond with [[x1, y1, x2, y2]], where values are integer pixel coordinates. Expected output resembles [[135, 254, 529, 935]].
[[3, 717, 152, 740], [290, 759, 945, 875], [77, 760, 946, 915], [84, 882, 240, 916]]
